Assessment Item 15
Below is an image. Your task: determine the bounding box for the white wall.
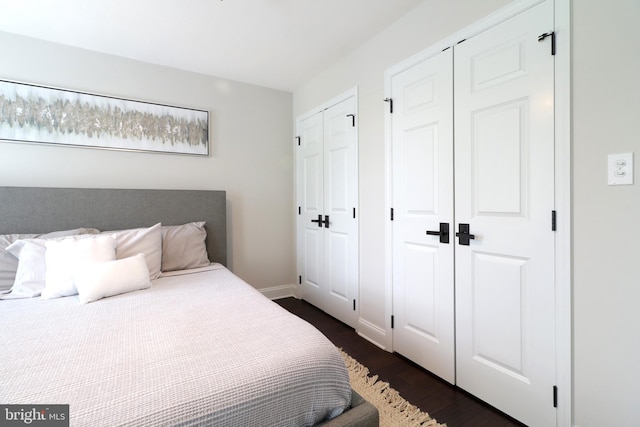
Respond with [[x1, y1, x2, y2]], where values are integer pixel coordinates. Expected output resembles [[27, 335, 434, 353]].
[[572, 1, 640, 425], [295, 0, 640, 426], [0, 31, 295, 291]]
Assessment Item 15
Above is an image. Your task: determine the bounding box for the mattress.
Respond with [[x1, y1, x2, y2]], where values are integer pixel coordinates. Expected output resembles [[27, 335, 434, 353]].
[[0, 265, 351, 426]]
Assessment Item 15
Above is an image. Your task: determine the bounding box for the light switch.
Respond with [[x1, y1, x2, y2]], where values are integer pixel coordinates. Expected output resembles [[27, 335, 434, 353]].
[[608, 153, 633, 185]]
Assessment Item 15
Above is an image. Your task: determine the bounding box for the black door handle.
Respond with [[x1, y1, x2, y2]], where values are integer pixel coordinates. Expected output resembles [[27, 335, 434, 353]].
[[310, 214, 330, 228], [310, 214, 323, 228], [455, 223, 475, 246], [426, 222, 449, 244]]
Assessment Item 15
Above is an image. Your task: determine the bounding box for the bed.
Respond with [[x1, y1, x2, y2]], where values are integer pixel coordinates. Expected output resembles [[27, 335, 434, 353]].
[[0, 187, 378, 427]]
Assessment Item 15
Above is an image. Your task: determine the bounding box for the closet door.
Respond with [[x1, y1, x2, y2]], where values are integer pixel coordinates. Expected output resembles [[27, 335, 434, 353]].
[[296, 112, 324, 309], [321, 96, 358, 328], [454, 1, 556, 426], [297, 93, 358, 328], [390, 49, 455, 383]]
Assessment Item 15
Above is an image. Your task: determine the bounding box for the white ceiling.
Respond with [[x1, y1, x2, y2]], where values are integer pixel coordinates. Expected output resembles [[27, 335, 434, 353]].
[[0, 0, 426, 91]]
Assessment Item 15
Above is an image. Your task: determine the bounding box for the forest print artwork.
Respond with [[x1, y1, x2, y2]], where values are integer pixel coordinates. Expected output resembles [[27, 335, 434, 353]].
[[0, 80, 208, 155]]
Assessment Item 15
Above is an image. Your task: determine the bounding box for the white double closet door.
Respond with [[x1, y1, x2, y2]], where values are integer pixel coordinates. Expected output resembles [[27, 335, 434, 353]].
[[390, 2, 556, 426], [296, 92, 358, 328]]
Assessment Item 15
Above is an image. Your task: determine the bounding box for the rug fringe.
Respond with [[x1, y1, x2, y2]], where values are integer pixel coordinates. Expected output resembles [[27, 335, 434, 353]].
[[339, 349, 447, 427]]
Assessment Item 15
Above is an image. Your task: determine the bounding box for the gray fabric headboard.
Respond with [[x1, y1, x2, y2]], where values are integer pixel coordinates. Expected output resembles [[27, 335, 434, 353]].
[[0, 187, 227, 266]]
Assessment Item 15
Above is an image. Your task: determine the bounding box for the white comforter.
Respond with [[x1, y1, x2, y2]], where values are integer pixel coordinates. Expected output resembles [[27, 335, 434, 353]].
[[0, 265, 351, 426]]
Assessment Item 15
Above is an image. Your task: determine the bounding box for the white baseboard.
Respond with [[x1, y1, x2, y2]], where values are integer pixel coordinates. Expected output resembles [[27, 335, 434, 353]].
[[357, 318, 389, 351], [259, 284, 300, 300]]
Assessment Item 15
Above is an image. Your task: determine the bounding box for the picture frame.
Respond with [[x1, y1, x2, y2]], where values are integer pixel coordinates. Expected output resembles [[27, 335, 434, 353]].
[[0, 79, 209, 156]]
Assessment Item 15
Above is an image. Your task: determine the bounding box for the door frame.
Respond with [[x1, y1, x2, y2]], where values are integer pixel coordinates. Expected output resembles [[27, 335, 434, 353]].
[[383, 0, 571, 425]]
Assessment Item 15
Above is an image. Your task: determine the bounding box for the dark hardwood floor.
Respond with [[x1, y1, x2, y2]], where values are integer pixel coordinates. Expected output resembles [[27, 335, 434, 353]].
[[275, 297, 525, 427]]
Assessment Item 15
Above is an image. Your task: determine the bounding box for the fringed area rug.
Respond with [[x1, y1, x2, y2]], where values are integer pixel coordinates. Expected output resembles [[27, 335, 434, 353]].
[[339, 349, 447, 427]]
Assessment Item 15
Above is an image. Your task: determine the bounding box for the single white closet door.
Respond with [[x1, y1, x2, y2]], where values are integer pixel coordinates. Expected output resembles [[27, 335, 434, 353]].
[[389, 48, 455, 383], [322, 96, 358, 328], [296, 111, 324, 309], [454, 1, 556, 426]]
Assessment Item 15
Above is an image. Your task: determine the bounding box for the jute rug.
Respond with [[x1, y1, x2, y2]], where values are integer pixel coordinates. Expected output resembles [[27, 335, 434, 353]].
[[339, 349, 447, 427]]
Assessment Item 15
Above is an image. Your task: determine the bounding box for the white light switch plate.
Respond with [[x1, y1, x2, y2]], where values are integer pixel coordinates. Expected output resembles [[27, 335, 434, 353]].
[[608, 153, 633, 185]]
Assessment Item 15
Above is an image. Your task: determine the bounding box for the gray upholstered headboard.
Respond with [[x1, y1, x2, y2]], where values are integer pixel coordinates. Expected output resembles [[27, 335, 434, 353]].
[[0, 187, 227, 266]]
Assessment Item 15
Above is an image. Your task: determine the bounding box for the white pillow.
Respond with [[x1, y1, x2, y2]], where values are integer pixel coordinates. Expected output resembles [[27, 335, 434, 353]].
[[4, 238, 48, 298], [41, 235, 117, 300], [161, 221, 210, 272], [0, 234, 37, 293], [1, 228, 100, 296], [75, 253, 151, 304], [103, 223, 162, 279]]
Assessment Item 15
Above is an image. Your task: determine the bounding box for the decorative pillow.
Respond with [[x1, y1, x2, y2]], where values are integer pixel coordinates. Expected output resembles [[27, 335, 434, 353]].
[[75, 253, 151, 304], [0, 234, 36, 293], [4, 239, 48, 298], [161, 221, 210, 272], [103, 223, 162, 279], [2, 228, 101, 298], [41, 235, 117, 300]]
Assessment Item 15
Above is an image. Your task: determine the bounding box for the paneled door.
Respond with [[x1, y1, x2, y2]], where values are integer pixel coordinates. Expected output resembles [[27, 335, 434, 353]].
[[454, 1, 556, 426], [389, 48, 455, 384], [296, 111, 324, 310], [297, 93, 358, 328]]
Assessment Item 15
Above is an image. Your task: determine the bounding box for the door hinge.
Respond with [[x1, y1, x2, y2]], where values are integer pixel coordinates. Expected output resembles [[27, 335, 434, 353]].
[[346, 113, 355, 127], [296, 136, 301, 146], [390, 208, 394, 221], [391, 315, 395, 329], [298, 206, 301, 215], [538, 31, 556, 55], [353, 299, 356, 311], [353, 207, 356, 219], [553, 385, 558, 408], [298, 275, 302, 285], [383, 98, 393, 114], [551, 210, 557, 231]]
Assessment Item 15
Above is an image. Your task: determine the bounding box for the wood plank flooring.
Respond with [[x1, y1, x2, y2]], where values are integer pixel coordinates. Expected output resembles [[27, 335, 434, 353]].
[[275, 297, 525, 427]]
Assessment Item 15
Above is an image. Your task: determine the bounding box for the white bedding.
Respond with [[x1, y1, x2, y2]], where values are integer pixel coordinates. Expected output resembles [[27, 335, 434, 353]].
[[0, 265, 351, 426]]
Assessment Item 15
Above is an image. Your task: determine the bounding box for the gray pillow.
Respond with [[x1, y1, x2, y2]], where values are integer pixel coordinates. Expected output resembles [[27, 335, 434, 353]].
[[161, 222, 210, 272]]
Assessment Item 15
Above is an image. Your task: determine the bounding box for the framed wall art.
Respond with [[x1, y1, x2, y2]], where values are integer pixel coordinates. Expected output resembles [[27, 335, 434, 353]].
[[0, 79, 209, 156]]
